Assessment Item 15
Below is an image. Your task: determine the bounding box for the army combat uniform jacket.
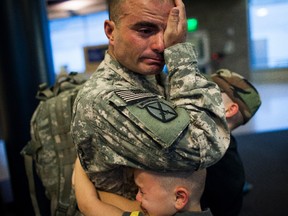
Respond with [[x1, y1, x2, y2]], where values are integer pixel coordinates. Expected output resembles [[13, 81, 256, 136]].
[[71, 43, 230, 198]]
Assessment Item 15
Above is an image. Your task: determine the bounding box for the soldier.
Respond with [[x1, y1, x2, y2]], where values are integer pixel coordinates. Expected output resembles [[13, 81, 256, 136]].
[[201, 69, 261, 216], [73, 69, 262, 216], [71, 0, 229, 215]]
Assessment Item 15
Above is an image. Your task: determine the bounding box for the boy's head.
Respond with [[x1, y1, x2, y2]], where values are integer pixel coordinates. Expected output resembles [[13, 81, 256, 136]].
[[134, 169, 206, 216], [211, 69, 261, 125]]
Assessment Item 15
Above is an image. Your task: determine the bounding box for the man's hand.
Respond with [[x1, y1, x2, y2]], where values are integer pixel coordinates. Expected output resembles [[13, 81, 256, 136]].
[[164, 0, 187, 48]]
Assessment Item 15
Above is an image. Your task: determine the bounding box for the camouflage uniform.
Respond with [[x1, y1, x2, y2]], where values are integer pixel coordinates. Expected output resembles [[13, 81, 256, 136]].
[[71, 43, 230, 199]]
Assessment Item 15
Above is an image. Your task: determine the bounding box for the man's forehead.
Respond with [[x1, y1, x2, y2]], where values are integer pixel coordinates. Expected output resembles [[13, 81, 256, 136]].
[[123, 0, 175, 12], [119, 2, 172, 29], [125, 0, 174, 4]]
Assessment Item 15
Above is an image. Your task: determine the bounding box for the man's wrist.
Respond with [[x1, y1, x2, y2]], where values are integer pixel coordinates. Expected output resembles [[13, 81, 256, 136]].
[[164, 42, 198, 71]]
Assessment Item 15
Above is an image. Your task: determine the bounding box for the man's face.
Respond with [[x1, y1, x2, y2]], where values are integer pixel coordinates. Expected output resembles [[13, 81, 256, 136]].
[[106, 0, 174, 75], [134, 169, 176, 216]]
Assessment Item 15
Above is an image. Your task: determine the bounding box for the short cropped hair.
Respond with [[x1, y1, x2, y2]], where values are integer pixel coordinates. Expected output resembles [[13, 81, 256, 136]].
[[155, 169, 207, 203], [107, 0, 175, 25], [107, 0, 125, 24]]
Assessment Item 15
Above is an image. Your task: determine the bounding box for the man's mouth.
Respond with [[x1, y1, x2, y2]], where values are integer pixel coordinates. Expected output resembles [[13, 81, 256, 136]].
[[143, 57, 164, 65]]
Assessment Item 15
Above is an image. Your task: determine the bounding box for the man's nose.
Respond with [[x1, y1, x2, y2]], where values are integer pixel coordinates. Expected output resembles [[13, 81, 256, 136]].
[[151, 33, 164, 53]]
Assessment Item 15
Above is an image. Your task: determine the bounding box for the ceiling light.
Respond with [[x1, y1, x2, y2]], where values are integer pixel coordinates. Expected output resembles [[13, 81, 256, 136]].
[[59, 0, 95, 11]]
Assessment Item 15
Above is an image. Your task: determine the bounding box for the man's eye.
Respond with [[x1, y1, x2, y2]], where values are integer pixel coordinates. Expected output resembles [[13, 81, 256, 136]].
[[137, 29, 155, 38], [138, 28, 153, 35]]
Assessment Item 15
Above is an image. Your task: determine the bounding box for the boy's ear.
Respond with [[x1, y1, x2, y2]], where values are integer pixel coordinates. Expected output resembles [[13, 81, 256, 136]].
[[174, 187, 189, 210], [104, 20, 115, 43], [225, 102, 239, 118]]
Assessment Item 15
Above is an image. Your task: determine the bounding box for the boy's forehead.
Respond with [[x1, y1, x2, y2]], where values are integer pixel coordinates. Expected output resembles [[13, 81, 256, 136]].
[[134, 170, 155, 183], [134, 170, 145, 187]]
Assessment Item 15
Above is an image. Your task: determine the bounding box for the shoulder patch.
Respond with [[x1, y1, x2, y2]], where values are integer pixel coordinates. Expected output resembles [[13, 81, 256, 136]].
[[127, 98, 190, 148], [110, 91, 190, 148], [138, 99, 177, 123]]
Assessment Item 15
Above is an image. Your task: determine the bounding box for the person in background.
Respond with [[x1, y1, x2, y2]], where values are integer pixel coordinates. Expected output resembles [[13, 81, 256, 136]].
[[201, 69, 262, 216], [71, 0, 229, 212], [73, 158, 213, 216]]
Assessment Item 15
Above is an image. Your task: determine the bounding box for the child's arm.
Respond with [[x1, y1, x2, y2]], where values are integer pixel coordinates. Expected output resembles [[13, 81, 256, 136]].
[[73, 157, 141, 216]]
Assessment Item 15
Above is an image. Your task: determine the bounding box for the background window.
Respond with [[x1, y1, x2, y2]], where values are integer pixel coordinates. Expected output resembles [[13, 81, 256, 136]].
[[249, 0, 288, 70], [49, 11, 109, 74]]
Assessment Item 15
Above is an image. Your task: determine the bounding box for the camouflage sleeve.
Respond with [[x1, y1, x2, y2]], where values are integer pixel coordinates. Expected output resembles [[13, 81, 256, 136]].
[[164, 42, 230, 169]]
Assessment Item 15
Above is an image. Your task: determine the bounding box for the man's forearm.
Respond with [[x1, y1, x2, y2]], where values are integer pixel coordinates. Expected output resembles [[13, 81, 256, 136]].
[[164, 42, 230, 168]]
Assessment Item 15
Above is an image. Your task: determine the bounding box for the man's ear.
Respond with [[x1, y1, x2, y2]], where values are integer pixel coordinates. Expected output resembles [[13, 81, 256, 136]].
[[174, 187, 189, 210], [225, 102, 239, 118], [104, 20, 115, 43]]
